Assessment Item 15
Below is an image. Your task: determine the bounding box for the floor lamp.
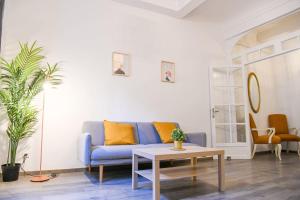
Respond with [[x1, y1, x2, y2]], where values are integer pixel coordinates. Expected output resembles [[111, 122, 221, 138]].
[[31, 83, 50, 182]]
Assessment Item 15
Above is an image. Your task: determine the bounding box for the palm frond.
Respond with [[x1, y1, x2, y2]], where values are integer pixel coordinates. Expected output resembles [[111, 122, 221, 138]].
[[45, 63, 63, 86], [0, 42, 62, 166]]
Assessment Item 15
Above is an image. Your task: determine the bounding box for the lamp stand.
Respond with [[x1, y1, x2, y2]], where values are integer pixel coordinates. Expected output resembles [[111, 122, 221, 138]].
[[31, 90, 50, 182]]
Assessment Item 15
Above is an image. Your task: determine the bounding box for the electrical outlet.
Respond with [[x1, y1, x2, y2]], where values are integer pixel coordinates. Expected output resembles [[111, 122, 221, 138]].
[[22, 153, 29, 165]]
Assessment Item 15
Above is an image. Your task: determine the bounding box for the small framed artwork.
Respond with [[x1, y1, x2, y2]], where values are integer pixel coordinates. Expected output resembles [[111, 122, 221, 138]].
[[112, 52, 130, 76], [161, 61, 175, 83]]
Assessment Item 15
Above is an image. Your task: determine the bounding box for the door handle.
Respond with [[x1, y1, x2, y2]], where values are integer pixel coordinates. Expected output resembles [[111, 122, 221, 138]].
[[212, 108, 219, 118]]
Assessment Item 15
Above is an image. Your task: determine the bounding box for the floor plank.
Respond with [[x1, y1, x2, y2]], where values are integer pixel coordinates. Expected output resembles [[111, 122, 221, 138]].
[[1, 153, 300, 200]]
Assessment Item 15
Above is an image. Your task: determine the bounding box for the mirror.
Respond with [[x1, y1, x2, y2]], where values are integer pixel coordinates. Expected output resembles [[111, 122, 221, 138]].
[[247, 72, 261, 113]]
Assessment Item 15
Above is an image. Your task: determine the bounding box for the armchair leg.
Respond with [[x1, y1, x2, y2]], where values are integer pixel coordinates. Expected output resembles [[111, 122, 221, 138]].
[[275, 145, 278, 157], [99, 165, 104, 184], [298, 142, 300, 157], [251, 144, 257, 159], [277, 144, 282, 161], [286, 142, 289, 153], [270, 144, 274, 154]]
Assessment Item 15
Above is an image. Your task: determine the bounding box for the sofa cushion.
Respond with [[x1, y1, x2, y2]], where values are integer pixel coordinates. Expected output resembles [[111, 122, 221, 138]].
[[91, 145, 145, 160], [121, 122, 139, 144], [137, 122, 162, 144], [104, 121, 136, 145], [153, 122, 177, 143], [82, 121, 139, 146]]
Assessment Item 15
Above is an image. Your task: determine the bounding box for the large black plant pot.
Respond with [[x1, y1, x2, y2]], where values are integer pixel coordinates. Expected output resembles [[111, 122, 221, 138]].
[[1, 163, 21, 182]]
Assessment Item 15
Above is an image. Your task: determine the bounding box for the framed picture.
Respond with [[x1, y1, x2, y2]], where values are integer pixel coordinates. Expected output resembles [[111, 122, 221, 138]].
[[161, 61, 175, 83], [112, 52, 130, 76]]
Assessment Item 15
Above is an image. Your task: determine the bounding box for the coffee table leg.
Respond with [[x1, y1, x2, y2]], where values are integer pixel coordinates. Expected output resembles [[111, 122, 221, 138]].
[[218, 153, 225, 192], [132, 154, 138, 189], [191, 157, 197, 181], [152, 159, 160, 200]]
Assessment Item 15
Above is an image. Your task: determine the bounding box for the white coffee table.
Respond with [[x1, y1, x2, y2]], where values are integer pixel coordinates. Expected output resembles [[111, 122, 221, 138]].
[[132, 146, 225, 200]]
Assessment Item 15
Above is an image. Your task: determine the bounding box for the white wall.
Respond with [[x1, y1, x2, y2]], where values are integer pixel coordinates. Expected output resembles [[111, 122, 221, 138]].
[[248, 49, 300, 151], [0, 0, 226, 171]]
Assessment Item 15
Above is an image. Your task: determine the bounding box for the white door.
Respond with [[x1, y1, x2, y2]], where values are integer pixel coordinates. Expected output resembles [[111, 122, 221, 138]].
[[210, 66, 251, 159]]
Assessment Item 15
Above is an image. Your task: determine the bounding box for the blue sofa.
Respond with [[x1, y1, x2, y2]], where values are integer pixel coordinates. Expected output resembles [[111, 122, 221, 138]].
[[78, 121, 206, 182]]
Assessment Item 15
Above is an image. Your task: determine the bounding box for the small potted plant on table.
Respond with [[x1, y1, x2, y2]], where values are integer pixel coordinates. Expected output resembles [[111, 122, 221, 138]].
[[171, 128, 186, 150]]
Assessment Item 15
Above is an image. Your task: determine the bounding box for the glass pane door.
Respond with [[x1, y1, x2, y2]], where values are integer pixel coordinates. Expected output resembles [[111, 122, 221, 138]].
[[211, 67, 247, 145]]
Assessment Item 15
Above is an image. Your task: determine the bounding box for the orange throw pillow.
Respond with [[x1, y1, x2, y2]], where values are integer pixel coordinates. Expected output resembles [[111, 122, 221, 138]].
[[104, 120, 136, 145], [153, 122, 177, 143]]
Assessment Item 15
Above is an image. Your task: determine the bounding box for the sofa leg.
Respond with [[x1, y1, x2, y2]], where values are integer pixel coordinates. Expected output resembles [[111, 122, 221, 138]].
[[251, 144, 257, 159], [99, 165, 104, 184], [277, 144, 282, 161]]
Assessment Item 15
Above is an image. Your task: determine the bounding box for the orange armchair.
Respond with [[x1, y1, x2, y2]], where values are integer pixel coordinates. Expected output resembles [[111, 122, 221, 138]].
[[268, 114, 300, 156], [249, 114, 282, 160]]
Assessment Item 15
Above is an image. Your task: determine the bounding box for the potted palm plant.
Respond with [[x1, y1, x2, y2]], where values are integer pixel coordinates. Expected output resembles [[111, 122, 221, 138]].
[[0, 42, 61, 182], [171, 128, 186, 150]]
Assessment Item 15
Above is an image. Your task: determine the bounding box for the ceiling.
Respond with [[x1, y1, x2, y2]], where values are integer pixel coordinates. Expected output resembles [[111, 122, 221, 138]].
[[181, 0, 300, 39], [186, 0, 277, 24], [113, 0, 300, 39], [137, 0, 191, 11], [113, 0, 207, 18], [114, 0, 277, 22]]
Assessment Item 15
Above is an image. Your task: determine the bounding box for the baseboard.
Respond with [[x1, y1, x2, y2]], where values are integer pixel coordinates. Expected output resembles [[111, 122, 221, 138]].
[[227, 155, 252, 159], [1, 157, 214, 178], [0, 167, 86, 178], [23, 167, 86, 176], [256, 150, 298, 154]]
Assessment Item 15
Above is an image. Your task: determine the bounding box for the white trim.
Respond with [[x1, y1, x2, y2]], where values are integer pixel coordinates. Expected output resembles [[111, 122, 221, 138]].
[[214, 85, 243, 88], [227, 154, 251, 159], [214, 104, 245, 106], [246, 46, 300, 65], [209, 66, 216, 148], [225, 0, 300, 39], [215, 123, 246, 126], [233, 29, 300, 65], [232, 30, 300, 59], [216, 143, 248, 147], [213, 154, 251, 159], [242, 65, 252, 155]]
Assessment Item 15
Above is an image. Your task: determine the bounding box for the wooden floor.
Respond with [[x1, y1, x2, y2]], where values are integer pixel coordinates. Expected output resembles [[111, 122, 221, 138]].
[[1, 153, 300, 200]]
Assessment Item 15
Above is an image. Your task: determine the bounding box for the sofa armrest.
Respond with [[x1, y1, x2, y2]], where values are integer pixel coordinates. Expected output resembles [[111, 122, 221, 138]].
[[186, 132, 206, 147], [78, 132, 92, 166]]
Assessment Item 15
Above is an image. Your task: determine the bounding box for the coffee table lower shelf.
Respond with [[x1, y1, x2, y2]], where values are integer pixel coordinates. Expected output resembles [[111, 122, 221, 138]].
[[132, 147, 225, 200], [135, 165, 201, 181]]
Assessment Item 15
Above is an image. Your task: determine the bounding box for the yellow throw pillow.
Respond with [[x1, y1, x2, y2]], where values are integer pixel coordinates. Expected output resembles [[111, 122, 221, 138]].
[[104, 120, 136, 145], [153, 122, 177, 143]]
